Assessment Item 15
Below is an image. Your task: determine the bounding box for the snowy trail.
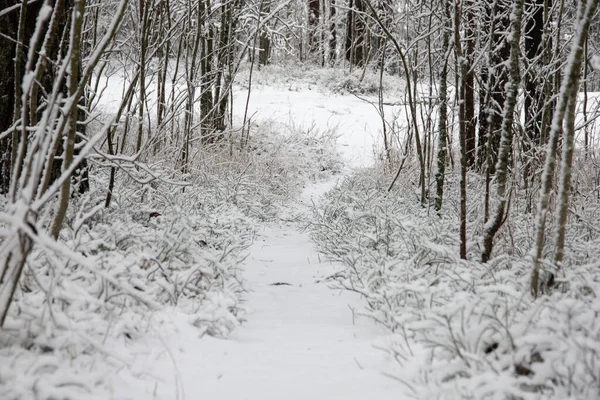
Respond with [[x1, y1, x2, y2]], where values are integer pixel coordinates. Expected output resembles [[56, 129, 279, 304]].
[[156, 178, 401, 400], [126, 85, 404, 399], [167, 87, 401, 399]]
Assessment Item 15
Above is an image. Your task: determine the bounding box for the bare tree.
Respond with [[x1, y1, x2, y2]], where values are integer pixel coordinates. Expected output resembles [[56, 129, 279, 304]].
[[481, 0, 525, 263], [531, 0, 599, 296]]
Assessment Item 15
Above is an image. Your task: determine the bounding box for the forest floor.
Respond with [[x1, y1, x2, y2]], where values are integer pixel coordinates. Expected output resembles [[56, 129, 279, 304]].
[[140, 182, 403, 400], [109, 78, 408, 399]]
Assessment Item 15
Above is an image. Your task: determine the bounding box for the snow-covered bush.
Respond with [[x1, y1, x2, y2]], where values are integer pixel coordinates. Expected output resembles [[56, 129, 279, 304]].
[[186, 121, 342, 221], [311, 169, 600, 400], [0, 172, 252, 399], [0, 119, 341, 399]]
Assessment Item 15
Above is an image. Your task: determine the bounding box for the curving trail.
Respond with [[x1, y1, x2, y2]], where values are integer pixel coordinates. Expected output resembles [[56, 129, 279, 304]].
[[126, 85, 405, 400], [166, 181, 402, 400]]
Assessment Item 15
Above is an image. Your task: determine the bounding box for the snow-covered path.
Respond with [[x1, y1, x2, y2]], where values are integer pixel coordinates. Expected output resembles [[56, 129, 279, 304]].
[[158, 87, 402, 399], [120, 85, 404, 399], [158, 177, 400, 400]]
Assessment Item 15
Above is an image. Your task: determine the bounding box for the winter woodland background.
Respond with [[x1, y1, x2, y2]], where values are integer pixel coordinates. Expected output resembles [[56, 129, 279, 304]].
[[1, 0, 600, 399]]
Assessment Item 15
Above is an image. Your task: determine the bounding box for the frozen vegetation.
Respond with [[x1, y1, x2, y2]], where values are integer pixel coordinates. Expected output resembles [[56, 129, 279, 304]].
[[2, 1, 600, 399]]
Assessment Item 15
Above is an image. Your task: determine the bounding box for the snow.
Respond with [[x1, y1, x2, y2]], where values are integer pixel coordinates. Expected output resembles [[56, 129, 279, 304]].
[[593, 55, 600, 71], [232, 85, 388, 168], [143, 88, 404, 399], [139, 222, 402, 400], [98, 81, 406, 399]]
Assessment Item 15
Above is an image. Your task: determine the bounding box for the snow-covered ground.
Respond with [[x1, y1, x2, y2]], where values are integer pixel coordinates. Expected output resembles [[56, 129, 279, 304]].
[[139, 210, 401, 400], [232, 85, 393, 168], [105, 83, 406, 399]]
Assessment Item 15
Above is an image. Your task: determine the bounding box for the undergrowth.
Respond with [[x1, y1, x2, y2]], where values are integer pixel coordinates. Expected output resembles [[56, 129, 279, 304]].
[[311, 166, 600, 400], [0, 121, 341, 399]]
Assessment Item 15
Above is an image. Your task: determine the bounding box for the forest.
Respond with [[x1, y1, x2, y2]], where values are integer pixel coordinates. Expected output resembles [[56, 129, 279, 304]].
[[1, 0, 600, 399]]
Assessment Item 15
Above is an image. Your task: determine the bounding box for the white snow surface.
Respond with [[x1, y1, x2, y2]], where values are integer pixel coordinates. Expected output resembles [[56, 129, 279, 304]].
[[232, 85, 388, 168], [135, 218, 400, 400], [109, 84, 405, 399]]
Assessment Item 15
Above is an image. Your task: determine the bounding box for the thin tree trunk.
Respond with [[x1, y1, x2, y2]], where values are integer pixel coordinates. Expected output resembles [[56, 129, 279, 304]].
[[329, 0, 336, 65], [136, 0, 149, 153], [532, 0, 599, 295], [308, 0, 320, 55], [258, 1, 271, 66], [481, 0, 525, 263], [51, 0, 85, 239], [453, 0, 468, 259], [531, 0, 599, 296], [464, 3, 476, 167], [435, 1, 450, 213]]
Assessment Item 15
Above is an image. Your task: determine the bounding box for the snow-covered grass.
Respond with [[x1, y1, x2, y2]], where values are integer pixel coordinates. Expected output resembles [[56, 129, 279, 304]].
[[310, 165, 600, 400], [0, 116, 342, 399]]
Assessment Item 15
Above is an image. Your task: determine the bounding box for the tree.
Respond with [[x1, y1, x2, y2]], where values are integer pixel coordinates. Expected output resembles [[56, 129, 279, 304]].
[[346, 0, 367, 67], [0, 0, 129, 326], [531, 0, 600, 296], [435, 0, 450, 213], [478, 0, 511, 176], [522, 0, 552, 192], [481, 0, 525, 262]]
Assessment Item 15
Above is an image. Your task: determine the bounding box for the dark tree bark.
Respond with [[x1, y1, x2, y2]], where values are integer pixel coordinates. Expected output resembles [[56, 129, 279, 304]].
[[477, 66, 489, 170], [200, 0, 215, 141], [0, 1, 19, 194], [464, 6, 476, 168], [259, 0, 271, 65], [435, 1, 450, 213], [523, 0, 550, 188], [453, 0, 468, 260], [329, 0, 337, 64], [0, 0, 51, 194], [482, 0, 511, 175], [482, 0, 525, 263], [0, 0, 88, 195], [308, 0, 320, 54], [345, 0, 367, 67]]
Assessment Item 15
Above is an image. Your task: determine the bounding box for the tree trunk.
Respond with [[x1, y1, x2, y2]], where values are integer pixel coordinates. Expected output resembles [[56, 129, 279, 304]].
[[51, 0, 85, 239], [329, 0, 337, 64], [435, 1, 450, 213], [464, 4, 476, 167], [259, 1, 271, 65], [531, 0, 599, 296], [345, 0, 366, 67], [308, 0, 320, 55], [453, 0, 468, 260], [481, 0, 525, 263], [523, 0, 549, 188], [486, 0, 511, 175]]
